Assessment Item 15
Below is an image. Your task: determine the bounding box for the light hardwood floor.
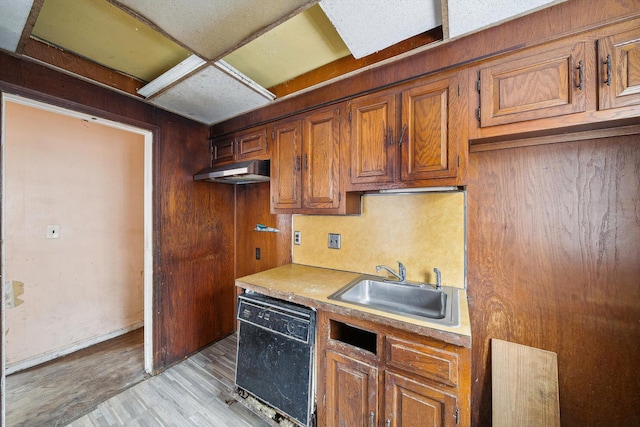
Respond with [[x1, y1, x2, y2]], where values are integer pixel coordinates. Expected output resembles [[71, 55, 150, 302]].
[[66, 333, 270, 427]]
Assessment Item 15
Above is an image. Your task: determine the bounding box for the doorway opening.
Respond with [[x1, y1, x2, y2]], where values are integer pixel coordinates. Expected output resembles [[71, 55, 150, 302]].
[[1, 93, 154, 423]]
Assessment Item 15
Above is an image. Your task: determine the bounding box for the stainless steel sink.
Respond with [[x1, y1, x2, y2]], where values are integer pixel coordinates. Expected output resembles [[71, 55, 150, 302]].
[[328, 275, 460, 327]]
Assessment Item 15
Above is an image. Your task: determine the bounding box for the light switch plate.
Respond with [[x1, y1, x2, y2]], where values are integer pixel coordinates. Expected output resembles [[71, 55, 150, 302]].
[[328, 233, 341, 249]]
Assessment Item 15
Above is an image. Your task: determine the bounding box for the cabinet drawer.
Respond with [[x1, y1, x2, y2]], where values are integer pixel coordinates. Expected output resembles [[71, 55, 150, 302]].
[[386, 336, 458, 387]]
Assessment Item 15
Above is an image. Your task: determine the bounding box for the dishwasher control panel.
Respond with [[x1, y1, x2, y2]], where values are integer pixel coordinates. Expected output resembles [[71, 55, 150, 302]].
[[237, 293, 315, 344]]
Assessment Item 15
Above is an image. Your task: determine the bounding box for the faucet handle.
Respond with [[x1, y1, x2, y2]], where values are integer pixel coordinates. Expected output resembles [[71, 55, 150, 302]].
[[397, 261, 406, 281]]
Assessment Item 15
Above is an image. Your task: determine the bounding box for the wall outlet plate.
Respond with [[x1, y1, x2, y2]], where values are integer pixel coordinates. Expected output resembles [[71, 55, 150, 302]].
[[328, 233, 341, 249], [294, 231, 301, 245], [47, 225, 61, 239]]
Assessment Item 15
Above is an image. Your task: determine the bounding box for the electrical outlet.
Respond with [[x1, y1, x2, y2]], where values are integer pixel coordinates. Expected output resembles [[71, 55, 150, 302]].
[[328, 233, 341, 249], [255, 248, 261, 260], [47, 225, 61, 239], [294, 231, 301, 245]]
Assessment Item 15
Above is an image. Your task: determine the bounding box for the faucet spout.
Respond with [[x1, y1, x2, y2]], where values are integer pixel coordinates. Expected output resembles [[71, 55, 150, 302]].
[[376, 261, 406, 282]]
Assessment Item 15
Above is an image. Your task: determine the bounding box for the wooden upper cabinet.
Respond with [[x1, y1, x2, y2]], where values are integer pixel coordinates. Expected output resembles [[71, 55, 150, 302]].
[[271, 108, 357, 214], [347, 91, 397, 185], [400, 76, 461, 182], [326, 350, 380, 427], [478, 42, 587, 127], [303, 108, 341, 209], [211, 125, 269, 164], [236, 126, 269, 160], [598, 27, 640, 110], [271, 119, 302, 210], [211, 135, 235, 164]]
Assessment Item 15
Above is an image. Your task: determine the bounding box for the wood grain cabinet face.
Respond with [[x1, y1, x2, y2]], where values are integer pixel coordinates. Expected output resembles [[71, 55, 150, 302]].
[[598, 27, 640, 110], [271, 119, 302, 210], [347, 92, 397, 185], [211, 136, 235, 164], [478, 42, 587, 127], [303, 108, 341, 209], [385, 372, 459, 427], [326, 350, 380, 427], [400, 77, 460, 182], [212, 125, 269, 164], [236, 126, 269, 160], [271, 108, 347, 213], [318, 312, 470, 427]]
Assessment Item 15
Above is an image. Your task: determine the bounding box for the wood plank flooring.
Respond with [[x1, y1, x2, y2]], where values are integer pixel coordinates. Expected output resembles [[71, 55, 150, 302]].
[[66, 333, 270, 427], [6, 328, 148, 427]]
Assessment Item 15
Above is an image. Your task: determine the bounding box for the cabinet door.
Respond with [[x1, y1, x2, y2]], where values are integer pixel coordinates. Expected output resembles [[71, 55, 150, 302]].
[[211, 136, 235, 164], [271, 119, 302, 210], [326, 350, 380, 427], [479, 42, 586, 127], [303, 108, 341, 209], [236, 125, 269, 160], [348, 92, 396, 185], [400, 77, 459, 182], [598, 27, 640, 110], [385, 372, 458, 427]]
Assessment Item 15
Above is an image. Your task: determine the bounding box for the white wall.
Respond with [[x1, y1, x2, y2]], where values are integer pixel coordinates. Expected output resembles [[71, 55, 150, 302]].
[[4, 100, 145, 368]]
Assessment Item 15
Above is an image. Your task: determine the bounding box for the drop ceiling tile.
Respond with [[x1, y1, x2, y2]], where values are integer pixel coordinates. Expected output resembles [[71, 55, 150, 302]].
[[320, 0, 441, 59], [446, 0, 564, 39], [223, 4, 351, 89], [0, 0, 34, 52], [114, 0, 318, 61], [32, 0, 191, 81], [147, 63, 275, 125]]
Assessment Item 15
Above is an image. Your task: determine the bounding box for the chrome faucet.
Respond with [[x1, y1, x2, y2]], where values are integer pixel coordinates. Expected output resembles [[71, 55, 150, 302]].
[[424, 267, 442, 290], [376, 261, 406, 282]]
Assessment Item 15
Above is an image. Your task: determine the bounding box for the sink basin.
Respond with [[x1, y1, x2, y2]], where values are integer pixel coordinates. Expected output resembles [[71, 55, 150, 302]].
[[328, 276, 460, 327]]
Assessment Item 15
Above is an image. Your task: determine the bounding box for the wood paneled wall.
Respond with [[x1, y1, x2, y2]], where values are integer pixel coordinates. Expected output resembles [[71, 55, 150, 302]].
[[235, 182, 292, 279], [0, 51, 235, 374], [466, 136, 640, 425]]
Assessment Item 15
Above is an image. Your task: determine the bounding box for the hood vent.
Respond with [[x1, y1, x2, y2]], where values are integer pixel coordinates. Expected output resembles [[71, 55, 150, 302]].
[[193, 159, 270, 184]]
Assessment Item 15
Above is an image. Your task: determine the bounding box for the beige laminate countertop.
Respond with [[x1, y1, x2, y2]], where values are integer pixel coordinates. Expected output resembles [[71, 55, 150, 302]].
[[235, 264, 471, 348]]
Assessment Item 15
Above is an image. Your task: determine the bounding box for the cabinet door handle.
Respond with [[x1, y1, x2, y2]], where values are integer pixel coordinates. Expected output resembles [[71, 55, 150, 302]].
[[295, 155, 301, 172], [577, 60, 584, 90], [370, 411, 375, 427], [398, 124, 407, 145], [303, 154, 308, 170], [386, 418, 391, 427], [604, 54, 612, 86], [388, 126, 393, 146]]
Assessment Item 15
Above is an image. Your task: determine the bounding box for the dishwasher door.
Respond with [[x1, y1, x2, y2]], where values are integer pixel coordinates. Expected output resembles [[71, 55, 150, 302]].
[[235, 293, 316, 426]]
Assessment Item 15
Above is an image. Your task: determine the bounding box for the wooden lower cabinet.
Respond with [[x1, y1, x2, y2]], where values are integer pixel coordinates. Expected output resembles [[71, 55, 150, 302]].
[[317, 311, 470, 427], [325, 350, 380, 427], [385, 372, 459, 427]]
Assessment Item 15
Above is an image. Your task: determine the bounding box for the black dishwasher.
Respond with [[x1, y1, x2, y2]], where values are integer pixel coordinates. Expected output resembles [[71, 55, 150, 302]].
[[235, 292, 316, 427]]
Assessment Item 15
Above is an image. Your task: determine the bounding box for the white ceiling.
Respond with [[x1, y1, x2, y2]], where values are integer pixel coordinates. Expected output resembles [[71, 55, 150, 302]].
[[319, 0, 442, 59], [0, 0, 33, 51], [1, 0, 565, 125]]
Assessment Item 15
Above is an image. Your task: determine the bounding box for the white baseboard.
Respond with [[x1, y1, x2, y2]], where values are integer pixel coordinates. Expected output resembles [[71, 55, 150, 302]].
[[5, 321, 144, 375]]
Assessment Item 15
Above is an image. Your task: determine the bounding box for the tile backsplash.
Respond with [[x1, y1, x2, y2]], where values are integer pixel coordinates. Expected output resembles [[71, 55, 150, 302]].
[[292, 191, 466, 289]]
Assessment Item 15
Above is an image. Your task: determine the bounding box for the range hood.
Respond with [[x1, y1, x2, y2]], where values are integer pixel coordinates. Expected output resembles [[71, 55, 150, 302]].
[[193, 159, 270, 184]]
